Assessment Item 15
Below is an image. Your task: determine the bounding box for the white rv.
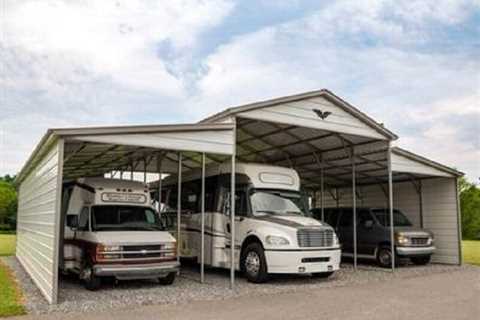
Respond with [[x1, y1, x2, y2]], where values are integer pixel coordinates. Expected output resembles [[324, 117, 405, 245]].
[[61, 178, 179, 290], [157, 163, 341, 283]]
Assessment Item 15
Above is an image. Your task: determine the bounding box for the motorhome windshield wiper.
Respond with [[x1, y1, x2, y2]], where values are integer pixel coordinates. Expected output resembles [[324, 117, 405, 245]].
[[255, 210, 278, 215]]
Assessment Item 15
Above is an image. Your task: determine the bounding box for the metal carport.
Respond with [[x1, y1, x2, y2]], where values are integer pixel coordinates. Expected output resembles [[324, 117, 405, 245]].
[[15, 123, 236, 304], [15, 88, 463, 304]]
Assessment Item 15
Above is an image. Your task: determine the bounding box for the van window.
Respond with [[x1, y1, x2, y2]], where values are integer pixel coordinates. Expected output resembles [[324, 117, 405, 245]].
[[358, 210, 374, 225], [91, 206, 163, 231]]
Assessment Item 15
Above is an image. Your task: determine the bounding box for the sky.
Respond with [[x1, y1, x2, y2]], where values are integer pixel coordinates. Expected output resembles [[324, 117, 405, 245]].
[[0, 0, 479, 182]]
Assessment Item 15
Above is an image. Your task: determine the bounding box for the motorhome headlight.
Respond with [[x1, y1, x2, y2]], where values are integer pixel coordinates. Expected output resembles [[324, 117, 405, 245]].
[[395, 234, 409, 246], [100, 245, 122, 252], [333, 233, 340, 247], [427, 235, 434, 245], [163, 242, 176, 250], [266, 235, 290, 246]]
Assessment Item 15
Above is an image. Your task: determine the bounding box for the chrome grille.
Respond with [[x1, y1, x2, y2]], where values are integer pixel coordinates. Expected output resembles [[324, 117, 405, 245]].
[[297, 229, 334, 247], [410, 237, 429, 246], [121, 244, 166, 259]]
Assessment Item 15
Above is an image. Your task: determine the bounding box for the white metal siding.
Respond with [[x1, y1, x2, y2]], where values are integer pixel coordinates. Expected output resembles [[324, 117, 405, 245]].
[[71, 129, 234, 155], [16, 141, 63, 304], [237, 96, 386, 140], [391, 153, 452, 177], [422, 178, 460, 264]]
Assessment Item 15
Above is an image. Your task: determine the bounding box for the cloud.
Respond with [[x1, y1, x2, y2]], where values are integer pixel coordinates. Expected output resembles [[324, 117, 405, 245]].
[[1, 0, 478, 182]]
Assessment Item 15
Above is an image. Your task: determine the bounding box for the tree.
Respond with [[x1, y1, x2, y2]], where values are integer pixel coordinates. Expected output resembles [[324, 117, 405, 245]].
[[459, 177, 480, 240], [0, 180, 17, 230]]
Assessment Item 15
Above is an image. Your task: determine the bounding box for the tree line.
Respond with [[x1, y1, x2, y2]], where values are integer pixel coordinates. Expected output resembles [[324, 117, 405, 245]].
[[0, 174, 478, 239]]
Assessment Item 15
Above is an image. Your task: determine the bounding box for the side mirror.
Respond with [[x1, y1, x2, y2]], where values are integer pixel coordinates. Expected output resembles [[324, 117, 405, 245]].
[[363, 220, 374, 229], [66, 215, 78, 231]]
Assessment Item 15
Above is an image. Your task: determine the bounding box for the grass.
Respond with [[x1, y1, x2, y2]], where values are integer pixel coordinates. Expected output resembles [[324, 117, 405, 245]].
[[463, 240, 480, 266], [0, 235, 15, 257], [0, 260, 26, 317]]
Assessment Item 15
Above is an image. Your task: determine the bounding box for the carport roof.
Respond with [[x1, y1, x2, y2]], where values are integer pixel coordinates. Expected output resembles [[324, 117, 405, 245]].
[[200, 89, 399, 141]]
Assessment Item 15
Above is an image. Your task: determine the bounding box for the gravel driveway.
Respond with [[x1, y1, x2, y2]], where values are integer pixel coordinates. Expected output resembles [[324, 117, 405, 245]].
[[1, 256, 472, 316]]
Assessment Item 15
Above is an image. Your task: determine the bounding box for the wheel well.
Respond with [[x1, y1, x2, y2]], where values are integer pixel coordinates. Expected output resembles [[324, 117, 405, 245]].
[[240, 235, 263, 267]]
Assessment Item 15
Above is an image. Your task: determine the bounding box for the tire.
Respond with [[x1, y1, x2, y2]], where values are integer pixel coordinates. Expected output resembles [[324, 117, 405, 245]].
[[376, 246, 397, 268], [312, 271, 334, 279], [410, 256, 431, 265], [159, 272, 176, 285], [241, 242, 269, 283], [83, 263, 101, 291]]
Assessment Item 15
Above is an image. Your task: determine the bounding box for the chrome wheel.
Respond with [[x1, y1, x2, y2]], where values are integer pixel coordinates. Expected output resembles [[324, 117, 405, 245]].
[[245, 251, 260, 276]]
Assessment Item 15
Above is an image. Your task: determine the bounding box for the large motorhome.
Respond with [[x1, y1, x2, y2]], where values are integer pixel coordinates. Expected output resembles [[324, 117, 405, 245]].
[[61, 178, 179, 290], [155, 163, 341, 283]]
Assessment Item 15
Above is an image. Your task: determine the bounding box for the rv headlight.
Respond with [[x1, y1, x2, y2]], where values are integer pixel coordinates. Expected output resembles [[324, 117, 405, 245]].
[[163, 242, 176, 250], [266, 235, 290, 246], [99, 245, 122, 252], [333, 233, 340, 247]]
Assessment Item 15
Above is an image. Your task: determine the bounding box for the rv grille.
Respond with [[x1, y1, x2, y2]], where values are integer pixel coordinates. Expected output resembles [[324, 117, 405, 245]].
[[297, 229, 334, 247], [122, 245, 164, 259]]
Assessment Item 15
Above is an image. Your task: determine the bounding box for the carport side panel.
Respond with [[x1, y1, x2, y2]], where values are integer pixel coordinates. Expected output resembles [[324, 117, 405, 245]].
[[16, 141, 63, 304], [422, 178, 460, 265]]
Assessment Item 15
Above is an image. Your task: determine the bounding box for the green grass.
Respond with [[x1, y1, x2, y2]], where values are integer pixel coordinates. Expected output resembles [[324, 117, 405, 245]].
[[0, 235, 15, 257], [0, 260, 26, 317], [463, 240, 480, 266]]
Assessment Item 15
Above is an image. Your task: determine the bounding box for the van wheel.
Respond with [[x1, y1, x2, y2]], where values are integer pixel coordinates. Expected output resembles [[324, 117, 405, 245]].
[[376, 246, 397, 268], [83, 264, 101, 291], [159, 272, 176, 285], [411, 256, 431, 265], [312, 271, 334, 279], [241, 243, 269, 283]]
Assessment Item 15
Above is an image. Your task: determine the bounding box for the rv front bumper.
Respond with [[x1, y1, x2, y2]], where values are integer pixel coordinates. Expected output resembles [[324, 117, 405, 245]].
[[264, 248, 341, 274], [94, 262, 179, 280], [396, 246, 436, 256]]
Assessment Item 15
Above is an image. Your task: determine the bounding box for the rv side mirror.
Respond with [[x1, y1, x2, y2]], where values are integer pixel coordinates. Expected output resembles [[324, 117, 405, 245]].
[[66, 215, 78, 230], [363, 220, 374, 229]]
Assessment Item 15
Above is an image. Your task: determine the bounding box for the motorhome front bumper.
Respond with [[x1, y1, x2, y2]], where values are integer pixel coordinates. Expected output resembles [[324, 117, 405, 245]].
[[264, 248, 341, 274], [396, 246, 436, 256], [94, 262, 179, 280]]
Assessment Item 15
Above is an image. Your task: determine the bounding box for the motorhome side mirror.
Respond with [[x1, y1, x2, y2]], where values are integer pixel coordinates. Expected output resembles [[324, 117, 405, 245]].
[[363, 220, 374, 229], [66, 215, 78, 230]]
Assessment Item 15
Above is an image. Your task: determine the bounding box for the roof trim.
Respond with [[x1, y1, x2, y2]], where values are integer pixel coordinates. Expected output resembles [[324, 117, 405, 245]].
[[392, 147, 464, 177], [16, 122, 235, 185], [200, 89, 398, 140]]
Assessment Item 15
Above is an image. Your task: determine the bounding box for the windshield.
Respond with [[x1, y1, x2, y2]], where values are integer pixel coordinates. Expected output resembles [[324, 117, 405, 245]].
[[372, 209, 412, 227], [250, 189, 309, 217], [91, 205, 164, 231]]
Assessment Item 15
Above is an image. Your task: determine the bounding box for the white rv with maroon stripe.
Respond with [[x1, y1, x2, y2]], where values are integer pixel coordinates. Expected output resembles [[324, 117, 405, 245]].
[[61, 178, 179, 290]]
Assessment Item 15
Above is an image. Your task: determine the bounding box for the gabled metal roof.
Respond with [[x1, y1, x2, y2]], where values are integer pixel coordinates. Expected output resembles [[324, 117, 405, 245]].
[[201, 89, 398, 140]]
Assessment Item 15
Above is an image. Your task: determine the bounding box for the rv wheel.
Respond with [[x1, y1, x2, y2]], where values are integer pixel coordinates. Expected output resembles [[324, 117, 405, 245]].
[[159, 272, 176, 285], [241, 242, 269, 283], [83, 264, 101, 291]]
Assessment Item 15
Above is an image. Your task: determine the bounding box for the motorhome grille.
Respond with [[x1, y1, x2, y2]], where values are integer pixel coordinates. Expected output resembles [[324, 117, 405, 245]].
[[297, 229, 333, 247], [410, 237, 429, 246], [122, 245, 163, 259]]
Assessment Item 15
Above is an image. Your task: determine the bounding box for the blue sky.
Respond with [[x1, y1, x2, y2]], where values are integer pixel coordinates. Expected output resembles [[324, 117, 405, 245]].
[[0, 0, 479, 181]]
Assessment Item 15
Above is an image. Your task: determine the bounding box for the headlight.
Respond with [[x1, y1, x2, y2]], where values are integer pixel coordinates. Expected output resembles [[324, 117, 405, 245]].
[[98, 245, 122, 252], [266, 235, 290, 246], [427, 236, 434, 245], [163, 242, 176, 250], [395, 234, 409, 245], [333, 233, 340, 247]]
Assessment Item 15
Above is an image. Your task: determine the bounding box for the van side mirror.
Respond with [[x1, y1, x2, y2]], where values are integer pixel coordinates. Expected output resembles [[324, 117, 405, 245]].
[[66, 215, 78, 231], [363, 220, 374, 229]]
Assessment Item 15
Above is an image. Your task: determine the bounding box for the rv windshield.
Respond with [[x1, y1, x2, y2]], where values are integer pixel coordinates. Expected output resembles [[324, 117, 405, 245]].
[[250, 189, 309, 217], [91, 205, 164, 232]]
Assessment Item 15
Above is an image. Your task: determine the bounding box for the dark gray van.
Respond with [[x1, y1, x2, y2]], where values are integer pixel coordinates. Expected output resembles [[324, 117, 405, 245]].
[[311, 207, 435, 268]]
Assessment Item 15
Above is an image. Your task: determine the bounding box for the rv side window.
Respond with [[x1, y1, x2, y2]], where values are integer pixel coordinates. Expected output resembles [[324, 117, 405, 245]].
[[78, 207, 89, 231], [222, 190, 248, 217]]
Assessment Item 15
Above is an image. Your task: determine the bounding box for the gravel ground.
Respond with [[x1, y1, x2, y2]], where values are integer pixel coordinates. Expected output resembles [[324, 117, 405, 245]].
[[1, 256, 472, 316]]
